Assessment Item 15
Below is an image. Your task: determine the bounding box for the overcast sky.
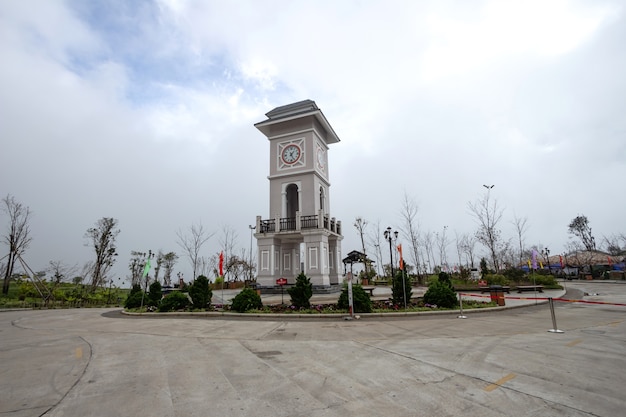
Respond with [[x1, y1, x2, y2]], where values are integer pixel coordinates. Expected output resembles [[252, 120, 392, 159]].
[[1, 0, 624, 284]]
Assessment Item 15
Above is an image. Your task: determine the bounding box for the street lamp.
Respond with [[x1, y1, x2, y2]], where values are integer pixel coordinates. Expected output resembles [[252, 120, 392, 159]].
[[483, 184, 494, 190], [384, 227, 398, 280], [248, 225, 256, 281]]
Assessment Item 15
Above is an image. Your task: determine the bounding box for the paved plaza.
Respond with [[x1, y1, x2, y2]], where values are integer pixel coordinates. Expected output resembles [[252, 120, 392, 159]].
[[1, 281, 625, 417]]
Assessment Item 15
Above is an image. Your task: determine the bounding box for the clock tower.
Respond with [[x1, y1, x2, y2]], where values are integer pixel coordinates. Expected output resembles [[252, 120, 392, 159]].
[[253, 100, 343, 288]]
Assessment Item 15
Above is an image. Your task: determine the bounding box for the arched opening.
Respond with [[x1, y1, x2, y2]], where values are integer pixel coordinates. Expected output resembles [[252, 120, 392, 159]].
[[286, 184, 299, 219], [319, 186, 325, 212]]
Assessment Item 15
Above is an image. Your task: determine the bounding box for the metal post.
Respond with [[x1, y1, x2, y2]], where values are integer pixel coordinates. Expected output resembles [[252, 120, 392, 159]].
[[458, 292, 467, 319], [547, 298, 564, 333], [402, 269, 407, 310], [347, 270, 354, 318]]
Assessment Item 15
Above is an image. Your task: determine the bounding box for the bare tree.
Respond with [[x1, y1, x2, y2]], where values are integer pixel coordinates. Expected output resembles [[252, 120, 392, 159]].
[[458, 233, 477, 269], [435, 226, 450, 270], [176, 222, 214, 280], [367, 219, 384, 277], [153, 251, 164, 284], [602, 233, 626, 255], [399, 193, 423, 282], [512, 214, 529, 267], [568, 215, 596, 251], [422, 231, 435, 274], [128, 250, 148, 287], [85, 217, 119, 291], [47, 260, 77, 285], [219, 225, 238, 282], [454, 231, 463, 269], [468, 190, 504, 272], [2, 195, 33, 294]]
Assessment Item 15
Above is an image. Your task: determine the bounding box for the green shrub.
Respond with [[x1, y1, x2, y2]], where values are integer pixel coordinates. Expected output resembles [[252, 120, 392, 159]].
[[18, 281, 39, 299], [392, 271, 413, 306], [158, 291, 190, 312], [502, 268, 525, 283], [337, 284, 372, 313], [423, 280, 458, 308], [147, 281, 162, 307], [288, 272, 312, 309], [231, 288, 263, 312], [124, 291, 145, 309], [528, 274, 559, 287], [484, 274, 510, 286], [189, 275, 212, 309], [129, 284, 141, 297]]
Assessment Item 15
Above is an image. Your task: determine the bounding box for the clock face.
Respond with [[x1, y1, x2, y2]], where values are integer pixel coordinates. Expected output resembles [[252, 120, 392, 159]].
[[281, 144, 301, 164], [317, 148, 325, 168]]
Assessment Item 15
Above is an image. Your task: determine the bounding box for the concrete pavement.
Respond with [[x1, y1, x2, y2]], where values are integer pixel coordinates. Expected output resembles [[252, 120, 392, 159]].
[[1, 281, 625, 417]]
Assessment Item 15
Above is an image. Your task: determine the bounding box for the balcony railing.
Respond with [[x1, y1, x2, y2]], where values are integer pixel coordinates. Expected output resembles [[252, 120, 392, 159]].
[[258, 213, 342, 235]]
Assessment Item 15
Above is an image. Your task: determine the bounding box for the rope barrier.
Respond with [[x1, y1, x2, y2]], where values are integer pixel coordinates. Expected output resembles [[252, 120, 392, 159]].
[[458, 293, 626, 307]]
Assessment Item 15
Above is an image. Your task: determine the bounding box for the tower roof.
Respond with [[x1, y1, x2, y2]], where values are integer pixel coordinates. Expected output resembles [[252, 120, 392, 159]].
[[255, 99, 340, 144]]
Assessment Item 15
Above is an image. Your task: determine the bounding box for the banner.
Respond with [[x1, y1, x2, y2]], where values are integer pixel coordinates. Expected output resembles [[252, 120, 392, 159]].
[[142, 257, 151, 278], [397, 244, 404, 270], [219, 251, 224, 277]]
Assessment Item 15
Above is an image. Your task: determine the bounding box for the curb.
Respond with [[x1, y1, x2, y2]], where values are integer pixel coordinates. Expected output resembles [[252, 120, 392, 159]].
[[120, 294, 559, 320]]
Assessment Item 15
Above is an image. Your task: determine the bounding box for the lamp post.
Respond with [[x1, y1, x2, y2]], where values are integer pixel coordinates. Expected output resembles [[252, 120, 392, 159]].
[[248, 225, 256, 282], [384, 227, 398, 280], [544, 247, 550, 274]]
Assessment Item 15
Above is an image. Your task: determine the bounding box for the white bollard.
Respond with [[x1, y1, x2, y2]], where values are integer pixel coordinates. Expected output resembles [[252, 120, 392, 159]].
[[457, 292, 467, 319], [547, 297, 564, 333]]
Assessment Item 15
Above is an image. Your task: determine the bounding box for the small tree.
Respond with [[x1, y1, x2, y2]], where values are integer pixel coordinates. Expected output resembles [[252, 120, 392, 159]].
[[423, 273, 457, 308], [162, 252, 178, 286], [85, 217, 119, 291], [337, 284, 372, 313], [568, 215, 596, 251], [288, 272, 312, 309], [2, 195, 32, 295], [147, 281, 162, 307], [391, 270, 412, 306], [231, 288, 263, 312], [124, 284, 145, 309], [189, 275, 212, 309], [479, 257, 489, 279], [176, 223, 214, 280]]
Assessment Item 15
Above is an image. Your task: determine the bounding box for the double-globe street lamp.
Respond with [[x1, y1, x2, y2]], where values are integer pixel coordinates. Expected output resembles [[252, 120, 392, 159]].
[[384, 227, 398, 281]]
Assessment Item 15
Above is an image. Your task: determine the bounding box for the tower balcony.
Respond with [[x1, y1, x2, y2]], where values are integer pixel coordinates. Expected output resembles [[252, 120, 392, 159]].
[[256, 211, 342, 236]]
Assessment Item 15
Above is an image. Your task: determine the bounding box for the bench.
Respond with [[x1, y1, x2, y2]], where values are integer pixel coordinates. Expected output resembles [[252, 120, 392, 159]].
[[361, 287, 376, 296], [517, 285, 544, 293], [479, 286, 510, 293], [373, 280, 388, 286]]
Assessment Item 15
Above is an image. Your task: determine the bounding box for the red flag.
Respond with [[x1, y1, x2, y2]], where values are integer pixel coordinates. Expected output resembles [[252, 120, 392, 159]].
[[396, 244, 404, 270], [219, 251, 224, 276], [559, 255, 564, 268]]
